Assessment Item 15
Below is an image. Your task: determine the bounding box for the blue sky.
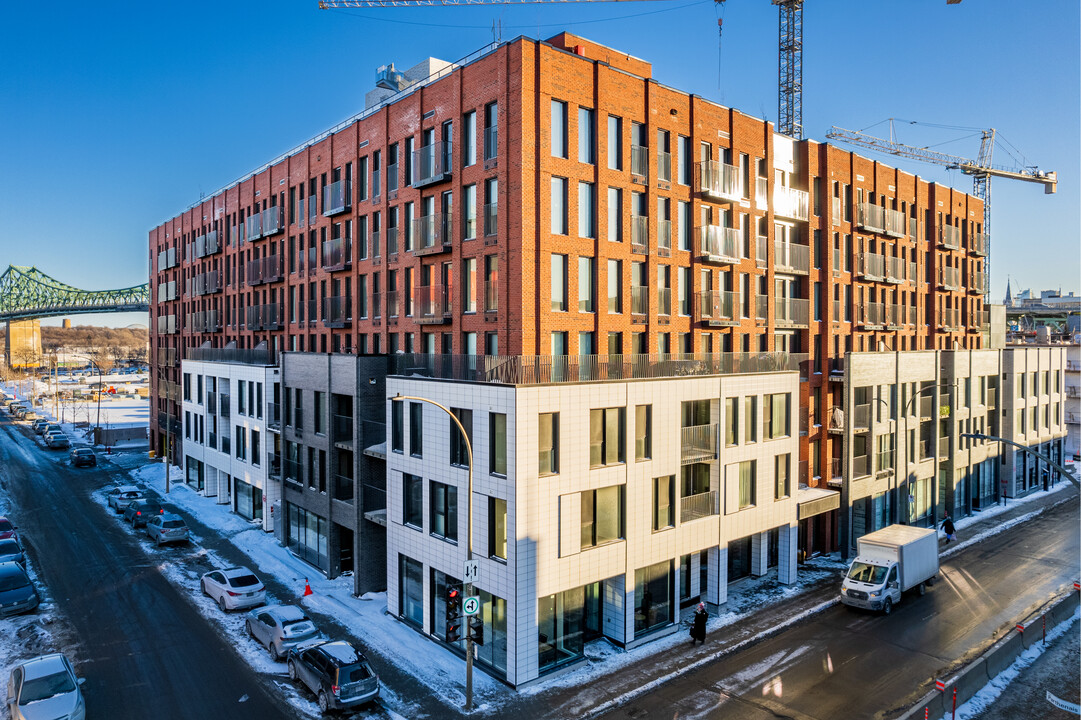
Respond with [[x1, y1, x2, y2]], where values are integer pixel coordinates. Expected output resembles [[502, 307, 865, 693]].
[[1, 0, 1076, 327]]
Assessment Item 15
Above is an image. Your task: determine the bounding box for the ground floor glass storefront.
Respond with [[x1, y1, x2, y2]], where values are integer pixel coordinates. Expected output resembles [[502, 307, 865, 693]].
[[286, 505, 328, 572], [399, 555, 423, 627], [236, 479, 263, 521], [185, 457, 204, 490], [634, 561, 673, 638], [538, 582, 604, 674]]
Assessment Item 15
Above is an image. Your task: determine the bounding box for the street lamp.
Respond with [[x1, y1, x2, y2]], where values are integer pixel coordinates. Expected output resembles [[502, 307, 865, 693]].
[[390, 393, 476, 711], [898, 383, 957, 525]]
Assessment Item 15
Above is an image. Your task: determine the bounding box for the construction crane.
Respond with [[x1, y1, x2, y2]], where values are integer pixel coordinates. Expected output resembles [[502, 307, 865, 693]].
[[826, 121, 1057, 299], [319, 0, 807, 138]]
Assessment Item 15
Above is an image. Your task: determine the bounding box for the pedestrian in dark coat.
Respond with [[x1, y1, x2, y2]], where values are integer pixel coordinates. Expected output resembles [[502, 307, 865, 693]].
[[690, 602, 708, 645], [942, 513, 956, 543]]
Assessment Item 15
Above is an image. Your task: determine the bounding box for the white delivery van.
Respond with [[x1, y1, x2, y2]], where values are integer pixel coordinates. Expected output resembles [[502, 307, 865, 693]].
[[841, 524, 939, 614]]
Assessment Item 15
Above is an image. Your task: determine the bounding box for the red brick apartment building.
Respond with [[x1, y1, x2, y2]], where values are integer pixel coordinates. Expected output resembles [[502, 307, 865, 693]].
[[150, 32, 986, 555]]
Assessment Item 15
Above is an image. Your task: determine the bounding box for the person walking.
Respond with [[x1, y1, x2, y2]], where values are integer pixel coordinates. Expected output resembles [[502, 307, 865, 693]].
[[690, 602, 708, 645], [942, 512, 956, 543]]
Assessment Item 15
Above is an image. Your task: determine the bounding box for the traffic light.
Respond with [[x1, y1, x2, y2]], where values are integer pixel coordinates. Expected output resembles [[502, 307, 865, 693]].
[[468, 614, 484, 646], [445, 584, 462, 643]]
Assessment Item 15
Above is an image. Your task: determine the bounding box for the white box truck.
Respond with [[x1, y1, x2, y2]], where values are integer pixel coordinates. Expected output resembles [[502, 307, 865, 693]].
[[841, 525, 939, 614]]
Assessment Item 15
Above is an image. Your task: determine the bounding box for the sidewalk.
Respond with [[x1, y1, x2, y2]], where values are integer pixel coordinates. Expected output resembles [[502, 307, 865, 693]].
[[108, 450, 1078, 719]]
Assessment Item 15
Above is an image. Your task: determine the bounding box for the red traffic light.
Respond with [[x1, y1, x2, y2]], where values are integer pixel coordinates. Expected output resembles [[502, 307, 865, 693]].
[[448, 588, 460, 599]]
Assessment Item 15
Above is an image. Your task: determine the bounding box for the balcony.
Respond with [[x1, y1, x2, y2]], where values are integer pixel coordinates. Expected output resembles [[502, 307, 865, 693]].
[[857, 253, 886, 282], [1067, 360, 1081, 372], [680, 490, 719, 522], [756, 177, 768, 207], [414, 213, 453, 256], [1066, 385, 1081, 399], [681, 424, 718, 464], [698, 160, 741, 201], [283, 458, 302, 485], [656, 220, 672, 257], [1067, 411, 1080, 425], [416, 285, 451, 324], [386, 290, 400, 318], [876, 449, 895, 476], [657, 287, 671, 317], [484, 125, 498, 161], [755, 235, 768, 268], [857, 302, 885, 330], [968, 271, 985, 294], [970, 232, 987, 257], [246, 213, 263, 242], [697, 225, 740, 264], [774, 241, 810, 275], [412, 141, 452, 188], [774, 186, 809, 221], [322, 181, 350, 217], [219, 394, 231, 418], [884, 208, 906, 238], [246, 258, 265, 286], [852, 403, 871, 432], [267, 453, 281, 480], [263, 206, 283, 236], [695, 291, 738, 327], [386, 227, 399, 257], [267, 402, 281, 431], [323, 296, 351, 329], [756, 295, 768, 325], [195, 231, 221, 258], [885, 256, 905, 284], [631, 215, 649, 254], [319, 239, 346, 271], [827, 406, 844, 434], [886, 304, 905, 330], [484, 203, 498, 238], [386, 163, 398, 196], [657, 151, 672, 183], [852, 454, 870, 478], [938, 266, 961, 291], [939, 225, 961, 250], [630, 144, 648, 181], [856, 203, 885, 233], [774, 298, 809, 328], [631, 286, 648, 321], [937, 307, 961, 331], [262, 254, 281, 283], [333, 414, 354, 451]]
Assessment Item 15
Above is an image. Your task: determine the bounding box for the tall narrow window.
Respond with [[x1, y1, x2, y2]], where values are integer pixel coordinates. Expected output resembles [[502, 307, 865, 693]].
[[578, 256, 595, 313], [653, 475, 674, 530], [551, 254, 568, 311], [430, 480, 458, 541], [775, 454, 790, 499], [409, 402, 423, 458], [578, 181, 595, 238], [539, 412, 559, 475], [578, 107, 595, 164], [551, 177, 568, 234], [483, 102, 498, 161], [489, 413, 507, 475], [551, 100, 568, 158], [738, 460, 756, 509], [607, 187, 623, 242], [607, 115, 622, 170], [391, 401, 403, 453], [607, 259, 622, 313], [488, 497, 507, 560], [463, 111, 477, 167], [635, 404, 651, 460], [449, 408, 473, 467]]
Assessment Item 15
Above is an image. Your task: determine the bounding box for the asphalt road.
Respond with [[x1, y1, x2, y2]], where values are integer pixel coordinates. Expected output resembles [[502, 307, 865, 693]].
[[599, 493, 1080, 720], [0, 418, 294, 718]]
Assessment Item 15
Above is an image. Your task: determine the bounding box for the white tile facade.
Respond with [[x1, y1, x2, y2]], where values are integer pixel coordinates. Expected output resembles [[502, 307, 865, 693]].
[[385, 370, 800, 686], [180, 360, 280, 532]]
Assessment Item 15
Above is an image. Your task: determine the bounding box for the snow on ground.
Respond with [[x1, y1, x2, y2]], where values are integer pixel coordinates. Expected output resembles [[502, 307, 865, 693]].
[[2, 379, 150, 449], [83, 481, 325, 719], [930, 606, 1081, 720]]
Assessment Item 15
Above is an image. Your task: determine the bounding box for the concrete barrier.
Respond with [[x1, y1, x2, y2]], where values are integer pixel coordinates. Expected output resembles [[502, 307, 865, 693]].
[[951, 657, 989, 706], [983, 631, 1023, 677]]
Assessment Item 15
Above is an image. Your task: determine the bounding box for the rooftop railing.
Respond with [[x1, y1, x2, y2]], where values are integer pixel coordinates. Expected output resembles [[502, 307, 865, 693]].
[[388, 351, 809, 385]]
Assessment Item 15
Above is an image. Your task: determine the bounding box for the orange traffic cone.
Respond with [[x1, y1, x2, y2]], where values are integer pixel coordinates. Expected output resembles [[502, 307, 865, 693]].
[[303, 578, 313, 597]]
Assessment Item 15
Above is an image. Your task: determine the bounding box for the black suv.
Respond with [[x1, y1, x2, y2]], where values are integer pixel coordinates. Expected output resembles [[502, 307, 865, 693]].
[[287, 640, 379, 713]]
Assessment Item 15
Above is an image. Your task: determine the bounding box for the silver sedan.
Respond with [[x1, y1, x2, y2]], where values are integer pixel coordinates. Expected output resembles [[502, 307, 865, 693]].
[[245, 604, 322, 661]]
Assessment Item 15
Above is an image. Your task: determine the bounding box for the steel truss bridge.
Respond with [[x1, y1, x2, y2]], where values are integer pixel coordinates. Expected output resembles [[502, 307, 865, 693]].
[[0, 266, 149, 323]]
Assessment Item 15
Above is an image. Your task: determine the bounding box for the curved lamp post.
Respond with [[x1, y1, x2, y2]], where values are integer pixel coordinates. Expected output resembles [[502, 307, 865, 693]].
[[390, 393, 476, 711]]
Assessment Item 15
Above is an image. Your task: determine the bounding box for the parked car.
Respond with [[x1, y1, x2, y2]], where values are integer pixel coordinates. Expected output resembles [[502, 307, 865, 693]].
[[287, 640, 379, 713], [31, 419, 49, 434], [69, 448, 97, 467], [246, 605, 322, 661], [6, 653, 85, 720], [123, 499, 166, 528], [0, 517, 18, 544], [12, 406, 30, 419], [201, 566, 266, 612], [106, 486, 145, 512], [0, 561, 40, 617], [45, 433, 69, 450], [42, 423, 62, 436], [0, 539, 25, 567], [144, 513, 189, 546]]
